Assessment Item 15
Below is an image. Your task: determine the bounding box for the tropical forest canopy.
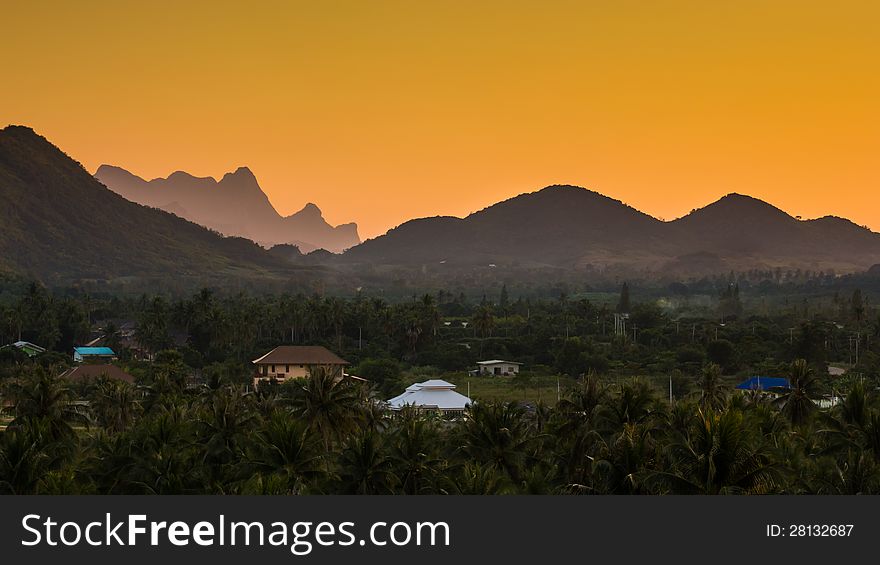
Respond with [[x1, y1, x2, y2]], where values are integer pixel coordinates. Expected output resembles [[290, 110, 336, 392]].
[[3, 274, 880, 494]]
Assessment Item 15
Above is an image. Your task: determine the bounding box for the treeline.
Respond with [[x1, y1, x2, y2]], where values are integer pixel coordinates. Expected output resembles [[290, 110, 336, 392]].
[[2, 360, 880, 494], [3, 281, 880, 394]]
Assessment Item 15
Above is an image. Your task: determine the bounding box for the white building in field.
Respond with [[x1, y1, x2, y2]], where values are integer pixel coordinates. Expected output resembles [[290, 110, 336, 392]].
[[387, 379, 472, 414], [476, 359, 522, 376]]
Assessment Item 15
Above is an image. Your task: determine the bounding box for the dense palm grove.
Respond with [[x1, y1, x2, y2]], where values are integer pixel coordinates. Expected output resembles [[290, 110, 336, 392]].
[[3, 275, 880, 494], [3, 361, 880, 494]]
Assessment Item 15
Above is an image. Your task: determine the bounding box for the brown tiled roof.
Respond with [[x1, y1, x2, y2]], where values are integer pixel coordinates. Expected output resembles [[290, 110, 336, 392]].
[[252, 346, 349, 366], [59, 364, 135, 384]]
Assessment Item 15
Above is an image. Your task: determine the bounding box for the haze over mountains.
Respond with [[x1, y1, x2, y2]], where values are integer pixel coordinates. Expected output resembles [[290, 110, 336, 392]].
[[2, 125, 880, 288], [95, 165, 360, 253], [0, 126, 307, 283], [344, 185, 880, 275]]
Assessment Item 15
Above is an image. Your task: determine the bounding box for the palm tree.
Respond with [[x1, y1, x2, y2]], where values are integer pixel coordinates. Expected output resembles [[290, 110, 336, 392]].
[[813, 451, 880, 495], [471, 305, 495, 357], [388, 409, 444, 494], [302, 296, 325, 343], [136, 295, 172, 357], [337, 429, 398, 494], [555, 374, 607, 430], [125, 406, 202, 494], [195, 388, 255, 489], [0, 425, 52, 494], [4, 365, 83, 440], [651, 408, 778, 494], [245, 411, 325, 494], [80, 432, 138, 494], [326, 297, 346, 352], [697, 363, 727, 411], [819, 381, 880, 461], [89, 377, 141, 434], [3, 303, 24, 343], [837, 380, 870, 429], [457, 402, 535, 485], [589, 421, 659, 494], [289, 367, 366, 449], [419, 294, 441, 341], [596, 378, 655, 432], [403, 317, 423, 360], [775, 359, 820, 426], [441, 462, 512, 494], [550, 375, 611, 487]]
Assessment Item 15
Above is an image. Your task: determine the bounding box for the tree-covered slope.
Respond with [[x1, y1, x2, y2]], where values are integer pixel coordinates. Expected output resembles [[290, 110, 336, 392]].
[[0, 126, 296, 283]]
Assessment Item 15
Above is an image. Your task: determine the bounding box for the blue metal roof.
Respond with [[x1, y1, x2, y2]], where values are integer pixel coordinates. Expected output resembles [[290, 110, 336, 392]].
[[735, 376, 791, 390], [74, 346, 116, 356]]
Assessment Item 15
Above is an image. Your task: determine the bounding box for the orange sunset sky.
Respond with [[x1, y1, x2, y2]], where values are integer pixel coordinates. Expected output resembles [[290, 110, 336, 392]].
[[2, 1, 878, 239]]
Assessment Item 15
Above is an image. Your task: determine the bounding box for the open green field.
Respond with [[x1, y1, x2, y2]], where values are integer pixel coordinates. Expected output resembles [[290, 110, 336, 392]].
[[440, 372, 751, 406], [443, 374, 575, 405]]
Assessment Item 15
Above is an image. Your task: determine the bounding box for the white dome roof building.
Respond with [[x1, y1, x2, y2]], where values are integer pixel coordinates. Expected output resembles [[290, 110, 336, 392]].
[[386, 379, 472, 414]]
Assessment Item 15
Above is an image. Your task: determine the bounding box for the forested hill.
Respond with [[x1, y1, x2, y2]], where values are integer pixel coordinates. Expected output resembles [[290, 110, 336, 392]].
[[0, 126, 301, 285], [343, 185, 880, 275]]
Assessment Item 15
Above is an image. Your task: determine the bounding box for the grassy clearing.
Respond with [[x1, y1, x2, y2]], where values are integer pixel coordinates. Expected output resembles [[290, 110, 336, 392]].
[[444, 374, 573, 405], [440, 372, 746, 406]]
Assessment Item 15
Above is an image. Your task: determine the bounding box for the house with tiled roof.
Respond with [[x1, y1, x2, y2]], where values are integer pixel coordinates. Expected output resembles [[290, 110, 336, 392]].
[[59, 364, 135, 384], [252, 345, 349, 385]]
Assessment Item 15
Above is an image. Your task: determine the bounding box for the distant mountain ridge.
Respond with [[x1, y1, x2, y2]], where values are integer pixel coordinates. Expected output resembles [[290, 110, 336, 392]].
[[5, 124, 879, 282], [95, 164, 360, 253], [0, 126, 303, 284], [343, 185, 880, 274]]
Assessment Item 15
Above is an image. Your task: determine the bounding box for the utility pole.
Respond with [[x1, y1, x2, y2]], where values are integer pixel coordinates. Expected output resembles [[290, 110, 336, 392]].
[[856, 332, 860, 365]]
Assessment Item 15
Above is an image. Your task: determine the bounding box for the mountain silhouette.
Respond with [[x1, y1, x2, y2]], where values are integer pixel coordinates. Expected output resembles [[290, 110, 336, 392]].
[[344, 185, 880, 274], [0, 126, 300, 283], [5, 126, 879, 281], [95, 164, 359, 253], [345, 186, 674, 267], [668, 193, 880, 272]]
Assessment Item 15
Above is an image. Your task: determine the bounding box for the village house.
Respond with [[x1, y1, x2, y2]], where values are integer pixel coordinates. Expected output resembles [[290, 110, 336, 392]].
[[2, 340, 46, 358], [59, 364, 135, 384], [476, 359, 522, 376], [252, 345, 349, 386], [735, 376, 791, 392], [387, 379, 472, 414], [73, 346, 116, 363]]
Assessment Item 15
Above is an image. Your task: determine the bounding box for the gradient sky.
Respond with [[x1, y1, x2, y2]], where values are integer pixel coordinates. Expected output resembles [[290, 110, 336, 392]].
[[3, 1, 878, 239]]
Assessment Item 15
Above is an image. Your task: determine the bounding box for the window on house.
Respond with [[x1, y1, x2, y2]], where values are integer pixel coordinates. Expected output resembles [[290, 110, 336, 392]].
[[286, 365, 290, 372], [271, 364, 275, 372]]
